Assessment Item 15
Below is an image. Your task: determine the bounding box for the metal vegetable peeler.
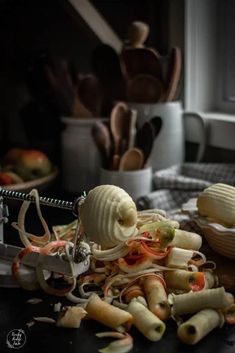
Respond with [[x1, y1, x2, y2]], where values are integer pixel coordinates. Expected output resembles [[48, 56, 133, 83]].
[[0, 187, 90, 287]]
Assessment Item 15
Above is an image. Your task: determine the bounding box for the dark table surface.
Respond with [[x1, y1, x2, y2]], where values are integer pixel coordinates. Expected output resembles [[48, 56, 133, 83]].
[[1, 184, 235, 353]]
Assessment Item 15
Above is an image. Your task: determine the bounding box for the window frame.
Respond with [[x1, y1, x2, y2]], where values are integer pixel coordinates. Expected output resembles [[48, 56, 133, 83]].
[[217, 0, 235, 112], [184, 0, 235, 151]]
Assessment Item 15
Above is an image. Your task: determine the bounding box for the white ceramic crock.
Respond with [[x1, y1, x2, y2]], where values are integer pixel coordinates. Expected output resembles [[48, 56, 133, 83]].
[[128, 101, 206, 171], [99, 167, 152, 201], [61, 117, 106, 193]]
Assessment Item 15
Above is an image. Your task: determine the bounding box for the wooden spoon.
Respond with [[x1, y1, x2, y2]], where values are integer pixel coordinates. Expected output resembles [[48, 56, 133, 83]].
[[78, 74, 103, 116], [127, 74, 164, 103], [126, 109, 137, 149], [111, 154, 121, 170], [124, 21, 150, 48], [91, 121, 111, 168], [72, 95, 93, 118], [119, 148, 144, 171], [92, 44, 124, 82], [110, 102, 129, 154], [91, 44, 126, 114], [135, 121, 155, 166], [121, 48, 163, 81]]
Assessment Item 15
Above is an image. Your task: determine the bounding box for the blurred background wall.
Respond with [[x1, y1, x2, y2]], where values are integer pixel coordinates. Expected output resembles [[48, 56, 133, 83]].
[[1, 0, 233, 163]]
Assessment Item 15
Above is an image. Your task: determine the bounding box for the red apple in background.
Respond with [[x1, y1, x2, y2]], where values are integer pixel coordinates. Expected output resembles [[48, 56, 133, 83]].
[[3, 148, 24, 166], [0, 171, 23, 185], [0, 172, 14, 185], [15, 150, 52, 181]]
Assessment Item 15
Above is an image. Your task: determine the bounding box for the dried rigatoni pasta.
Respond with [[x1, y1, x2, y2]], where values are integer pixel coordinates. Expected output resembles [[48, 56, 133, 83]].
[[177, 309, 223, 344], [164, 247, 194, 269], [203, 270, 219, 289], [122, 284, 145, 303], [127, 298, 166, 341], [164, 270, 205, 292], [85, 293, 133, 332], [169, 229, 202, 251], [170, 287, 233, 316], [142, 275, 170, 321]]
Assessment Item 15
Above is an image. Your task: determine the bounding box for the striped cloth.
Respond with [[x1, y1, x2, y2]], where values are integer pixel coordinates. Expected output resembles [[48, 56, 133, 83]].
[[136, 163, 235, 214]]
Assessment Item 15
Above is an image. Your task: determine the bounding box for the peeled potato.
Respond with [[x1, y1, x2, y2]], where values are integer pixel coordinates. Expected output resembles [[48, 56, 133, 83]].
[[197, 183, 235, 226], [80, 185, 138, 247]]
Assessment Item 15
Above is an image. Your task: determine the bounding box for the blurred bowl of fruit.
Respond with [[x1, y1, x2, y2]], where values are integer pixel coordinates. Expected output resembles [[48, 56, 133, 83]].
[[0, 148, 58, 193]]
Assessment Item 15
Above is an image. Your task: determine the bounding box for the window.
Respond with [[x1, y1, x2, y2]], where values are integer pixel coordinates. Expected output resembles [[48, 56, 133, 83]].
[[184, 0, 235, 151], [185, 0, 235, 114], [218, 0, 235, 111]]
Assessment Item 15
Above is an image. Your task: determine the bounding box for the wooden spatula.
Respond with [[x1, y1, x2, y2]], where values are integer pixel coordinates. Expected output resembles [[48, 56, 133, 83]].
[[135, 121, 155, 166], [164, 47, 182, 102], [119, 148, 144, 171], [110, 102, 129, 155], [121, 47, 163, 81], [124, 21, 150, 48], [110, 102, 137, 155]]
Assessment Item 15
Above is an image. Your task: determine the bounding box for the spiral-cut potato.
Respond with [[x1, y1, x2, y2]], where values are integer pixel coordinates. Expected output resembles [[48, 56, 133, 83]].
[[197, 183, 235, 226], [79, 185, 138, 247]]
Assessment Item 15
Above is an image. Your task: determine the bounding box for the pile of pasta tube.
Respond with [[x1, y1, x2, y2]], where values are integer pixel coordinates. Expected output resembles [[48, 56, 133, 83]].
[[11, 185, 235, 353]]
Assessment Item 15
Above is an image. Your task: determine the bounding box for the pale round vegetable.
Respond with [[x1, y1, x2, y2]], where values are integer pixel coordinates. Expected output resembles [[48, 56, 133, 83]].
[[79, 185, 138, 247], [197, 183, 235, 226]]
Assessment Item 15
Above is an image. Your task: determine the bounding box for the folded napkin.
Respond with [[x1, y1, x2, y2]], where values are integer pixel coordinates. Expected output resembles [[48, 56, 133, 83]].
[[137, 189, 199, 212], [136, 163, 235, 213]]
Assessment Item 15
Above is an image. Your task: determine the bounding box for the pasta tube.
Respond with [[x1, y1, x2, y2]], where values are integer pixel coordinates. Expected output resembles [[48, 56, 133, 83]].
[[164, 270, 205, 291], [85, 294, 133, 332], [170, 287, 233, 316], [203, 270, 219, 289], [223, 304, 235, 324], [127, 298, 166, 341], [56, 306, 87, 328], [169, 229, 202, 251], [164, 247, 194, 269], [142, 275, 171, 321], [122, 284, 145, 303], [177, 309, 223, 344]]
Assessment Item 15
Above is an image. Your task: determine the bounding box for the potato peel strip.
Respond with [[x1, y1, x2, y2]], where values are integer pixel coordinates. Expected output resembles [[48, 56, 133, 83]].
[[96, 332, 133, 353]]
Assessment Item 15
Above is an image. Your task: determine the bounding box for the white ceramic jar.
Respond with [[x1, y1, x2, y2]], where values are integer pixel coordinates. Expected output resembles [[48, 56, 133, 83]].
[[128, 101, 184, 171], [61, 117, 106, 193], [99, 167, 152, 201], [128, 101, 206, 171]]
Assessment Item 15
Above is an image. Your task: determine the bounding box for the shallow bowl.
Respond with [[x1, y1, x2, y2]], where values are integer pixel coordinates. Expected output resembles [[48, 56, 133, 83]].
[[3, 167, 58, 194], [194, 216, 235, 260]]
